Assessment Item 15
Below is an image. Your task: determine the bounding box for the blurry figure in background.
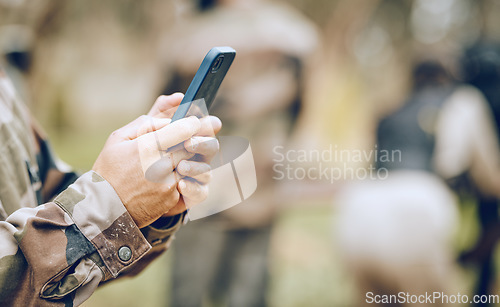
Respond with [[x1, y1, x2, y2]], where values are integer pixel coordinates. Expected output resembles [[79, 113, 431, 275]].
[[0, 25, 33, 102], [335, 59, 500, 306], [160, 0, 318, 306], [459, 41, 500, 304]]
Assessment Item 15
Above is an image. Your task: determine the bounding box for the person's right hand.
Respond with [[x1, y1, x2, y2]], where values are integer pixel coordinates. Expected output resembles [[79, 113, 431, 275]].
[[92, 113, 202, 228]]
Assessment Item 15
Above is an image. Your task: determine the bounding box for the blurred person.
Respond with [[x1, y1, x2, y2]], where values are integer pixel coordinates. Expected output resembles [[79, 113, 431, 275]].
[[334, 60, 500, 306], [459, 40, 500, 304], [160, 0, 319, 306], [0, 39, 222, 307], [0, 25, 33, 103]]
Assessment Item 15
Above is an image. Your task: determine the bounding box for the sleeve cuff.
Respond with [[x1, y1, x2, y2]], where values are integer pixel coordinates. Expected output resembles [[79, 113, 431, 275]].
[[54, 171, 151, 279], [141, 211, 187, 247]]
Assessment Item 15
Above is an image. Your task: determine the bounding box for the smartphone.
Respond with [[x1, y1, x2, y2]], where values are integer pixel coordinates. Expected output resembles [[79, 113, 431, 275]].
[[171, 46, 236, 122]]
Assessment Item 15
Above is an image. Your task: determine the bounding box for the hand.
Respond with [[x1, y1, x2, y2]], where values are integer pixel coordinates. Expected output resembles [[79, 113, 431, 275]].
[[147, 94, 222, 216], [92, 93, 221, 228]]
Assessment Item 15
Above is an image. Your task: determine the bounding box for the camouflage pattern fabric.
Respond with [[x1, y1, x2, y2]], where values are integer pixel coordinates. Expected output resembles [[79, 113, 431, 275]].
[[0, 68, 184, 306]]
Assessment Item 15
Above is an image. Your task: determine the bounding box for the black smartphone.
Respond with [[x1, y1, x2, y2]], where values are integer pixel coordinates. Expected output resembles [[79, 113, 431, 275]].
[[171, 46, 236, 122]]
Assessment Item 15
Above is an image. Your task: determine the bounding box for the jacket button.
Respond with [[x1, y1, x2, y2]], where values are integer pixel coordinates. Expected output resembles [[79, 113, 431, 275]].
[[118, 246, 132, 262]]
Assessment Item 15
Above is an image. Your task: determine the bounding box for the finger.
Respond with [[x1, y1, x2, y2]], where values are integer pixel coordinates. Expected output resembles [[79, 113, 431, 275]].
[[137, 116, 171, 138], [138, 116, 201, 152], [178, 178, 209, 206], [144, 160, 178, 186], [148, 93, 184, 118], [109, 115, 153, 143], [163, 198, 188, 216], [184, 136, 219, 162], [210, 116, 222, 135], [141, 148, 194, 180], [112, 115, 172, 143], [170, 148, 195, 167], [177, 160, 212, 184], [165, 115, 219, 149], [197, 116, 222, 137], [137, 117, 199, 175]]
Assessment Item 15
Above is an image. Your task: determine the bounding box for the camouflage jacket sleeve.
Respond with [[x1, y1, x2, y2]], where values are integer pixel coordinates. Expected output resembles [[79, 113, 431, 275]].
[[0, 68, 183, 306]]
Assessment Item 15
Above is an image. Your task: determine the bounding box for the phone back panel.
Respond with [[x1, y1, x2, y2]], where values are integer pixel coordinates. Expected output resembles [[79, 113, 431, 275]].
[[171, 47, 235, 121]]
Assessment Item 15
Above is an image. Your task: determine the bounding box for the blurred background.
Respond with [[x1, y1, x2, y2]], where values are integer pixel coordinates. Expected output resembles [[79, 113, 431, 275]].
[[2, 0, 500, 306]]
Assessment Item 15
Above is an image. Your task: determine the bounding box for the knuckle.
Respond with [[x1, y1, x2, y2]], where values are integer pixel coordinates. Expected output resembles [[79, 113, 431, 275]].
[[198, 185, 209, 201], [196, 165, 210, 176], [156, 96, 169, 111], [110, 128, 123, 139], [171, 189, 180, 204], [182, 181, 192, 194], [138, 114, 150, 123], [204, 170, 212, 181], [179, 161, 190, 175], [167, 182, 178, 193], [181, 122, 196, 136], [202, 138, 218, 153], [162, 185, 179, 205], [160, 182, 174, 194]]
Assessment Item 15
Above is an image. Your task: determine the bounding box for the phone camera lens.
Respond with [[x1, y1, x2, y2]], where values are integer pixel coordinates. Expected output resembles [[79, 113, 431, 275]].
[[211, 56, 224, 73]]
